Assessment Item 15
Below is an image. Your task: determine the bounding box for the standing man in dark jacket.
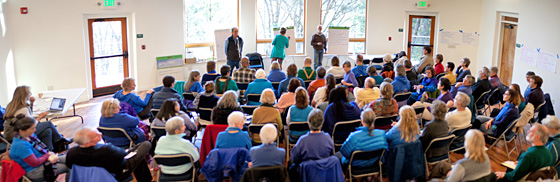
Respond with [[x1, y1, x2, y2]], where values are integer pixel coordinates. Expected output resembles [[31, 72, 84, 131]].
[[311, 25, 327, 69], [225, 27, 243, 73]]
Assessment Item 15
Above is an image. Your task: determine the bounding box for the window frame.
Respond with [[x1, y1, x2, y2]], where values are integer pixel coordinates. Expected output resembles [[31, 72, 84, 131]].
[[320, 0, 368, 54]]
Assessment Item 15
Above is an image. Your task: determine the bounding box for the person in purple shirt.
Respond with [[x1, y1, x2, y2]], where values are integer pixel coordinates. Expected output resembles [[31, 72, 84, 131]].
[[322, 86, 361, 136], [290, 109, 334, 165], [341, 61, 359, 88], [424, 77, 453, 104], [451, 75, 475, 97], [489, 66, 502, 89]]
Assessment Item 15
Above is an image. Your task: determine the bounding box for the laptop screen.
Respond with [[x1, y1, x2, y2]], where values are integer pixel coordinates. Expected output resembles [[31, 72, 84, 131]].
[[50, 98, 66, 111]]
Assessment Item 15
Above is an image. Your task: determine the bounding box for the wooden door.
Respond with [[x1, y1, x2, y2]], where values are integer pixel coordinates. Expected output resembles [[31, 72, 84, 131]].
[[88, 18, 129, 96], [499, 23, 517, 86], [407, 15, 435, 65]]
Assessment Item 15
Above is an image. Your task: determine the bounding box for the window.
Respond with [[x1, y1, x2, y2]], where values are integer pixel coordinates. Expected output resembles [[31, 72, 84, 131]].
[[184, 0, 238, 60], [321, 0, 367, 54], [256, 0, 305, 56]]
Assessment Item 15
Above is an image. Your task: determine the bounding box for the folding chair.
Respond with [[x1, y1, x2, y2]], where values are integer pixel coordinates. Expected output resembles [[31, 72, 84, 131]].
[[271, 82, 281, 91], [487, 118, 519, 160], [97, 127, 136, 149], [355, 76, 368, 88], [304, 80, 312, 89], [335, 77, 343, 84], [347, 149, 385, 182], [248, 123, 279, 146], [0, 135, 11, 153], [449, 124, 472, 155], [240, 105, 258, 116], [424, 135, 455, 176], [245, 94, 261, 105], [533, 101, 546, 124], [374, 115, 398, 130], [393, 92, 412, 108], [154, 154, 197, 182], [474, 90, 491, 115], [149, 109, 160, 123], [237, 82, 249, 102], [285, 122, 310, 159], [412, 105, 425, 128], [194, 107, 213, 143], [435, 73, 445, 80], [332, 119, 362, 153]]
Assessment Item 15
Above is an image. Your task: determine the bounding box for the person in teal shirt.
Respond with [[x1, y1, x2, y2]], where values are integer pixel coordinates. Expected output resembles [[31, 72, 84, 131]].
[[368, 65, 384, 86], [271, 27, 290, 66], [542, 115, 560, 175]]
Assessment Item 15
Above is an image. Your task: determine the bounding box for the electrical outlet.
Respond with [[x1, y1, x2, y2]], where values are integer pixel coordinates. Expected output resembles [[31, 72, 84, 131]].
[[47, 86, 54, 91]]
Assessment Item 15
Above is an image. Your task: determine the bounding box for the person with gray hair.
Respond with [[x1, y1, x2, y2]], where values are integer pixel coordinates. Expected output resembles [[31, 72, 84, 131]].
[[419, 100, 450, 158], [339, 109, 387, 169], [155, 116, 200, 175], [445, 92, 472, 131], [489, 66, 502, 89], [66, 127, 153, 181], [455, 57, 472, 82], [290, 109, 333, 166], [451, 74, 474, 97], [215, 111, 251, 149], [249, 124, 286, 167], [212, 90, 243, 125], [225, 27, 243, 71], [496, 124, 554, 181], [472, 67, 492, 107], [391, 63, 410, 94], [353, 77, 381, 108], [245, 69, 273, 105], [542, 115, 560, 174], [251, 88, 283, 143]]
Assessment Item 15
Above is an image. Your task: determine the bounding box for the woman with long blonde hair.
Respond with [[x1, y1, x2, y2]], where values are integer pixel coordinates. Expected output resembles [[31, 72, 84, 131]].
[[3, 86, 70, 152], [386, 106, 420, 148], [447, 130, 491, 181]]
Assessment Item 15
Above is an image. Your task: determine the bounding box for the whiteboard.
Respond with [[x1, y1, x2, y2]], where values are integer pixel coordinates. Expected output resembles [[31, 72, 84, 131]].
[[273, 27, 296, 55], [214, 29, 231, 61], [327, 26, 349, 55]]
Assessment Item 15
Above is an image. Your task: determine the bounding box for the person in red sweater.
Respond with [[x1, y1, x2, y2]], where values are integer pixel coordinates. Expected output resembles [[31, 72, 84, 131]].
[[307, 66, 326, 101], [434, 54, 445, 76]]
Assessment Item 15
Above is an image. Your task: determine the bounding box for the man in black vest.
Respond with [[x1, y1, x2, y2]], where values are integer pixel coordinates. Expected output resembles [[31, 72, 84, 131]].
[[224, 27, 243, 75]]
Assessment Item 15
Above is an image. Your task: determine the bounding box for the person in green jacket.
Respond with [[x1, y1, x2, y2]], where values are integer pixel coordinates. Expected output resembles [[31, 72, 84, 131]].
[[215, 65, 239, 95], [496, 124, 553, 181], [271, 27, 290, 67], [542, 115, 560, 175], [297, 57, 316, 81]]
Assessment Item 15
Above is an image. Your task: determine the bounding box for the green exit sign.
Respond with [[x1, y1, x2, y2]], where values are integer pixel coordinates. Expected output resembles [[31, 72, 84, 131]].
[[105, 0, 115, 6], [419, 1, 427, 7]]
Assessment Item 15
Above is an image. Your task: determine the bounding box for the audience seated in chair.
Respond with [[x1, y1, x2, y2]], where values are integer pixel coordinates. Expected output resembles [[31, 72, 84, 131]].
[[113, 77, 154, 120], [353, 77, 380, 108], [447, 130, 492, 182], [286, 87, 314, 140], [312, 73, 336, 107], [403, 59, 418, 89], [368, 65, 384, 87], [9, 115, 70, 182], [495, 124, 553, 181], [184, 70, 203, 94], [277, 78, 302, 113], [3, 85, 70, 151], [489, 66, 502, 89], [366, 83, 398, 128], [542, 115, 560, 175], [352, 54, 368, 77], [67, 128, 152, 182], [193, 82, 219, 124], [412, 77, 454, 121], [99, 99, 147, 146], [152, 98, 197, 139], [201, 60, 221, 85], [391, 63, 411, 94], [152, 75, 189, 113], [155, 117, 200, 175], [211, 91, 243, 125], [451, 74, 475, 98], [443, 62, 456, 85], [232, 57, 256, 83], [380, 53, 395, 79], [215, 65, 239, 95], [322, 86, 361, 135], [409, 66, 438, 105], [525, 75, 545, 109], [245, 69, 273, 105], [249, 124, 285, 168], [307, 66, 326, 101], [341, 61, 359, 88], [251, 89, 283, 143], [297, 57, 317, 81], [414, 46, 433, 75], [278, 63, 305, 97], [267, 61, 286, 82], [215, 111, 252, 150], [386, 106, 420, 148], [509, 84, 527, 113], [472, 67, 492, 107], [338, 109, 387, 171], [420, 101, 450, 158], [455, 57, 472, 83], [446, 92, 472, 132], [434, 54, 444, 76], [326, 56, 345, 78], [478, 88, 520, 138]]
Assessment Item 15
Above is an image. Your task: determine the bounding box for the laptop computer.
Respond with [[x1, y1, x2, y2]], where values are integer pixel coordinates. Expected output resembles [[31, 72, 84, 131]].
[[48, 97, 66, 113]]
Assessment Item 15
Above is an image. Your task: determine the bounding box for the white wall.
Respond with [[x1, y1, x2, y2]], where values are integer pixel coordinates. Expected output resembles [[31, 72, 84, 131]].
[[4, 0, 184, 102], [0, 1, 15, 104], [478, 0, 560, 112]]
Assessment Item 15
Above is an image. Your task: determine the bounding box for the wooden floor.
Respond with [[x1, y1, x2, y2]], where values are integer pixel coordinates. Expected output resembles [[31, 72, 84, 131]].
[[52, 91, 531, 180]]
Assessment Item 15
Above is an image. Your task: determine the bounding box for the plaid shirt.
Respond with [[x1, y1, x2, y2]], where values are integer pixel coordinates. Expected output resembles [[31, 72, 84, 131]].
[[232, 67, 256, 83]]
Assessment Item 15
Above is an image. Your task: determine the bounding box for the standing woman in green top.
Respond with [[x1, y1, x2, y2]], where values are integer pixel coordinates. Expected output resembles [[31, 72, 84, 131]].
[[271, 27, 290, 67]]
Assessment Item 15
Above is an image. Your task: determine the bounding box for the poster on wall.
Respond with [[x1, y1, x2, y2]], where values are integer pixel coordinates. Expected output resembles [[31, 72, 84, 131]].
[[462, 32, 479, 46], [439, 31, 462, 45], [520, 46, 538, 66], [273, 26, 296, 55], [537, 51, 558, 73], [156, 55, 184, 81], [327, 26, 350, 55], [214, 29, 231, 61]]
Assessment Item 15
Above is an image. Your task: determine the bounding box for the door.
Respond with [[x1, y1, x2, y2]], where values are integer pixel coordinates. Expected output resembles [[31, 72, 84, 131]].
[[499, 22, 517, 86], [88, 18, 129, 96], [407, 15, 435, 65]]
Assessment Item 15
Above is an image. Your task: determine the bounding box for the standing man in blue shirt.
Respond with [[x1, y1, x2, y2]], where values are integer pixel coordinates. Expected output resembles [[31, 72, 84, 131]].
[[352, 54, 368, 77], [225, 27, 244, 74]]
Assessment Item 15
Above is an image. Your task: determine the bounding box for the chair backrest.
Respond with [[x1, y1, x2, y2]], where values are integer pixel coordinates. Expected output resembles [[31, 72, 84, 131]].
[[183, 92, 195, 101], [246, 94, 261, 103], [374, 115, 398, 128], [304, 80, 312, 88], [70, 165, 118, 182], [335, 77, 343, 84], [349, 149, 385, 166], [248, 123, 278, 135], [450, 124, 472, 138], [475, 90, 492, 106], [237, 82, 249, 90], [97, 127, 134, 148], [151, 126, 166, 141], [0, 135, 11, 153], [332, 119, 362, 148], [241, 165, 288, 182], [356, 76, 368, 88], [486, 88, 501, 105], [393, 92, 412, 102], [534, 101, 546, 120], [500, 118, 520, 138], [197, 107, 213, 123], [523, 166, 558, 181], [149, 109, 159, 122], [271, 82, 281, 91], [241, 105, 258, 115], [424, 134, 455, 154], [363, 59, 371, 65], [413, 106, 425, 115], [372, 57, 384, 63], [288, 121, 310, 132], [154, 153, 194, 167]]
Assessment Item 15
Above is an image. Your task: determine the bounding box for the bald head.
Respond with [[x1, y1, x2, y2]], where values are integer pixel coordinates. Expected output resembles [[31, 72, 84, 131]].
[[304, 57, 312, 66], [74, 128, 102, 147], [356, 54, 363, 65]]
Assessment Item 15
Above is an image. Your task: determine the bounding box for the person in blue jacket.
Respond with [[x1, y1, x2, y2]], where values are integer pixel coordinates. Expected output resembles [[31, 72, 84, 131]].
[[113, 77, 154, 120], [386, 106, 420, 148], [249, 124, 285, 167], [245, 69, 273, 105], [267, 61, 286, 82], [479, 88, 520, 138], [408, 66, 438, 105], [99, 99, 146, 147], [322, 86, 361, 135], [391, 64, 411, 94], [339, 108, 387, 169], [215, 111, 252, 150]]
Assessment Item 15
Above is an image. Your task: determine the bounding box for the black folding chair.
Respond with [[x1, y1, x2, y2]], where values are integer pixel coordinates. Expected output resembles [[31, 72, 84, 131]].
[[271, 82, 281, 91], [245, 94, 261, 105], [241, 105, 258, 116], [335, 77, 343, 84], [374, 115, 398, 130], [449, 124, 472, 155], [285, 122, 310, 159], [412, 105, 425, 128], [97, 127, 136, 149], [475, 90, 491, 115], [424, 135, 455, 176], [393, 92, 412, 108], [355, 76, 368, 88], [248, 123, 279, 146], [533, 101, 547, 124], [154, 154, 197, 182], [347, 149, 385, 182], [332, 119, 362, 153]]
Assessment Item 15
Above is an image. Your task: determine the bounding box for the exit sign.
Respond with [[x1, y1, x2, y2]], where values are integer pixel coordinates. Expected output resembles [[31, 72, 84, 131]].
[[104, 0, 115, 6], [98, 0, 119, 9], [417, 1, 428, 9]]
